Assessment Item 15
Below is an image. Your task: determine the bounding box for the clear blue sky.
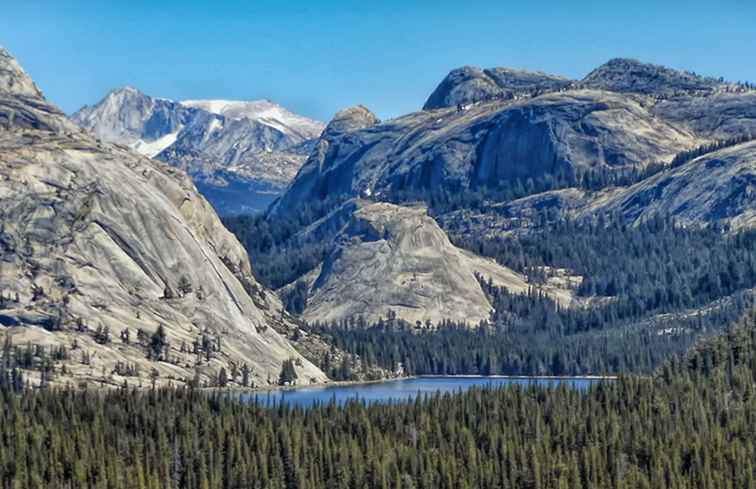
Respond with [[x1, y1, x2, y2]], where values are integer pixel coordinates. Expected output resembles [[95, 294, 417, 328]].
[[3, 0, 755, 121]]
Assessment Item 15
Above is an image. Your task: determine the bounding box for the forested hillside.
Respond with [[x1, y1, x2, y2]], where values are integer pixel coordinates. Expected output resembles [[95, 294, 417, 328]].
[[250, 216, 756, 377], [1, 314, 754, 489]]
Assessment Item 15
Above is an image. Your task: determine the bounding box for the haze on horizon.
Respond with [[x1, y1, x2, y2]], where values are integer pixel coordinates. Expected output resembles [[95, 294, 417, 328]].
[[3, 0, 755, 122]]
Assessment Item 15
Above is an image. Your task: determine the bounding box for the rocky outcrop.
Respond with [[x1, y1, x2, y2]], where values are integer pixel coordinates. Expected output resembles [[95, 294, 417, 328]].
[[281, 201, 576, 325], [0, 48, 78, 134], [0, 48, 327, 388], [321, 105, 379, 139], [423, 66, 571, 110], [473, 90, 696, 184], [0, 48, 44, 98], [73, 88, 325, 214]]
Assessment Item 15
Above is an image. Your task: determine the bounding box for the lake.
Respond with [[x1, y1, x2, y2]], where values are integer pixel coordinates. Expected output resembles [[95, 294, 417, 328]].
[[243, 376, 608, 408]]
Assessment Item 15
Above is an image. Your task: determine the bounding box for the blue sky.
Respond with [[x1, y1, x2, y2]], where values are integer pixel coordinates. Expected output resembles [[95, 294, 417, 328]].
[[3, 0, 755, 121]]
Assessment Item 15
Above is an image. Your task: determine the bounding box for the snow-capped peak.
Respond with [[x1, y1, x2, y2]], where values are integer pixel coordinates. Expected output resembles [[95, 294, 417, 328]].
[[180, 99, 324, 139]]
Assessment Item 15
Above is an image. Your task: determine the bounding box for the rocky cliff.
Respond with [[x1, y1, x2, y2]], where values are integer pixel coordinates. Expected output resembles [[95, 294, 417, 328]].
[[0, 47, 327, 388], [440, 140, 756, 236], [272, 58, 756, 226], [588, 140, 756, 229]]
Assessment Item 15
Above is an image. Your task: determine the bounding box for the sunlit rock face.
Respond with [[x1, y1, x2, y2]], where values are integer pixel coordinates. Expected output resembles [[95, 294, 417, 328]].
[[280, 201, 578, 326], [0, 47, 327, 388]]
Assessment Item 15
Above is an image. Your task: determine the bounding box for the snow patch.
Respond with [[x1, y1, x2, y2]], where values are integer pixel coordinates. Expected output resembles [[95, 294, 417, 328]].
[[207, 118, 223, 134], [181, 99, 324, 138], [131, 129, 181, 158]]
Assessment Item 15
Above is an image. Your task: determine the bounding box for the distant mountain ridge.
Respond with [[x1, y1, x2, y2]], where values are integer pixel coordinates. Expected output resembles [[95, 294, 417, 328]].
[[73, 87, 325, 215], [272, 57, 756, 221]]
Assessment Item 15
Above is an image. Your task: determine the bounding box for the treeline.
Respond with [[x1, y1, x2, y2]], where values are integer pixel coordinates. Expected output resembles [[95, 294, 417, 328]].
[[311, 287, 746, 376], [668, 133, 754, 169], [1, 315, 755, 489]]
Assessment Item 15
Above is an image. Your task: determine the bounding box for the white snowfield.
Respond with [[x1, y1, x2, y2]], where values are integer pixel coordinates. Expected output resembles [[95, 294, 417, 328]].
[[180, 99, 324, 138], [131, 129, 181, 157]]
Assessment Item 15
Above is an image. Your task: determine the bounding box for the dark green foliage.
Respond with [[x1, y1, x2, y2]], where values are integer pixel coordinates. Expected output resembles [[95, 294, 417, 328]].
[[149, 324, 167, 361], [313, 297, 741, 376], [278, 359, 298, 385], [282, 280, 309, 314], [222, 194, 347, 289], [1, 316, 756, 489], [668, 133, 754, 169], [454, 218, 756, 319]]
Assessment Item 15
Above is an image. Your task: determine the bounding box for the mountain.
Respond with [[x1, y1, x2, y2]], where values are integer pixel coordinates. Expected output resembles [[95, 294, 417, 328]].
[[271, 90, 698, 218], [272, 58, 756, 223], [278, 200, 578, 325], [0, 47, 327, 388], [73, 87, 325, 215], [588, 139, 756, 229], [438, 138, 756, 236]]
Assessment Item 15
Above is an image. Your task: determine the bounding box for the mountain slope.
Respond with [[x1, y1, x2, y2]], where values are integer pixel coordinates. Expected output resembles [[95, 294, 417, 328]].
[[73, 87, 325, 215], [255, 58, 756, 332], [279, 201, 576, 325], [0, 47, 326, 388]]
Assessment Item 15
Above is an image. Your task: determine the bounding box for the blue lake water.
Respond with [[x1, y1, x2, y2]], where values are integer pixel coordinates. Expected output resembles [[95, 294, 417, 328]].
[[243, 376, 607, 408]]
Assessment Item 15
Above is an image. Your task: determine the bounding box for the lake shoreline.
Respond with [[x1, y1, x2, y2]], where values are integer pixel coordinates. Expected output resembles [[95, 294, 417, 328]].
[[244, 373, 617, 394], [238, 375, 615, 407]]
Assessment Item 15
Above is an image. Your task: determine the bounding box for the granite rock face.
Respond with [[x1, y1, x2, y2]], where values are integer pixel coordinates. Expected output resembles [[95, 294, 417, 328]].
[[652, 94, 756, 140], [441, 140, 756, 235], [279, 201, 577, 325], [0, 47, 327, 388], [272, 90, 698, 218], [472, 90, 696, 184], [73, 88, 325, 214], [273, 58, 756, 223], [0, 48, 77, 134], [288, 202, 530, 325]]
